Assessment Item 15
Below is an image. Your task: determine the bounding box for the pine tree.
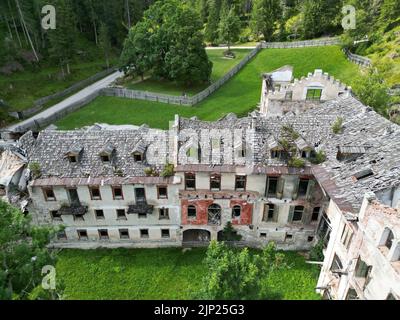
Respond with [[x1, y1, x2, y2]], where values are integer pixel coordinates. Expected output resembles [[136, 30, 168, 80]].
[[250, 0, 282, 41], [205, 0, 222, 45], [48, 0, 76, 76], [99, 23, 111, 68]]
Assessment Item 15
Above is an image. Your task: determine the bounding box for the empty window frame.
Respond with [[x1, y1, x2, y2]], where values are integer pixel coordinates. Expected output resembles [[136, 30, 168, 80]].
[[355, 257, 372, 282], [50, 210, 62, 221], [98, 229, 109, 240], [285, 91, 293, 100], [140, 229, 149, 238], [138, 213, 147, 219], [341, 224, 354, 250], [89, 186, 101, 200], [306, 88, 322, 100], [119, 229, 130, 239], [161, 229, 170, 238], [235, 175, 246, 191], [133, 152, 143, 162], [263, 203, 277, 222], [185, 173, 196, 190], [73, 214, 84, 221], [112, 186, 124, 200], [77, 229, 88, 240], [292, 206, 304, 222], [384, 229, 395, 251], [232, 205, 241, 219], [100, 154, 110, 162], [67, 188, 80, 205], [311, 207, 321, 221], [159, 208, 169, 220], [43, 188, 56, 201], [285, 233, 293, 241], [57, 230, 67, 240], [157, 186, 168, 199], [68, 155, 78, 163], [134, 188, 146, 203], [116, 209, 127, 220], [266, 176, 278, 197], [345, 288, 359, 300], [330, 254, 343, 271], [298, 179, 309, 197], [95, 209, 105, 220], [210, 173, 221, 191], [187, 205, 196, 219]]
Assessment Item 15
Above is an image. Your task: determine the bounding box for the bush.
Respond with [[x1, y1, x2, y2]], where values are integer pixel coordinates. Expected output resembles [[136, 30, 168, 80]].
[[310, 150, 326, 164], [331, 117, 343, 134], [144, 167, 158, 177], [219, 222, 242, 241], [160, 163, 174, 177], [29, 162, 41, 179], [288, 157, 305, 168]]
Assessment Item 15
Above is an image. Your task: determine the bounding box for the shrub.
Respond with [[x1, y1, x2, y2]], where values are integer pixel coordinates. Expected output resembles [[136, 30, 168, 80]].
[[219, 222, 242, 241], [310, 150, 326, 164], [29, 162, 41, 179], [160, 163, 174, 177], [288, 157, 305, 168], [144, 167, 158, 177], [331, 117, 343, 134]]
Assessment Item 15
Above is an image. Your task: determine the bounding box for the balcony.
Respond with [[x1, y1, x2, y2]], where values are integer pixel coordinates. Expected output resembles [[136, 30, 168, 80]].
[[127, 202, 154, 215], [59, 203, 88, 216]]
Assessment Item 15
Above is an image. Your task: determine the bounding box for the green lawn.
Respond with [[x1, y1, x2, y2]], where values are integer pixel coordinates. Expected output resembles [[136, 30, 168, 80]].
[[56, 248, 321, 300], [0, 59, 116, 112], [123, 49, 251, 96], [56, 46, 362, 130]]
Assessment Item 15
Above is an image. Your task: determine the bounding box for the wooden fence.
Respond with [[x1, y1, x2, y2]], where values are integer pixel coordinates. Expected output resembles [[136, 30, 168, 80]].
[[103, 43, 263, 107], [261, 37, 341, 48], [343, 49, 371, 67]]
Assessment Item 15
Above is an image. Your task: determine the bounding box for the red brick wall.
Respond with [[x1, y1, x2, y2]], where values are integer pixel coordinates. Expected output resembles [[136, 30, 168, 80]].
[[181, 199, 213, 225], [181, 199, 253, 226], [230, 200, 253, 225]]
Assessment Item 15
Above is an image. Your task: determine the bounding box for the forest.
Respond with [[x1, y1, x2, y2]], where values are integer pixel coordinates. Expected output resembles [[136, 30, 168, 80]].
[[0, 0, 399, 123]]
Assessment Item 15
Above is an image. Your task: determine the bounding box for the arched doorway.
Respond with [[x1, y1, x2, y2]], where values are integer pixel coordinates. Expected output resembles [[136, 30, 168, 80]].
[[182, 229, 211, 242]]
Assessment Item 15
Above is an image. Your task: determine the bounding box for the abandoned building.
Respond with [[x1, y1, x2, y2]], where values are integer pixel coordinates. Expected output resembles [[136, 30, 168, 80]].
[[0, 67, 399, 299]]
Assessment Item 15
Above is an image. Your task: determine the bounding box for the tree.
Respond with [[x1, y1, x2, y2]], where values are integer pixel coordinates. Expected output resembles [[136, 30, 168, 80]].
[[120, 0, 212, 86], [250, 0, 282, 42], [302, 0, 342, 39], [219, 222, 242, 241], [353, 68, 391, 115], [99, 23, 111, 68], [198, 241, 285, 299], [48, 0, 76, 76], [218, 6, 241, 53], [205, 0, 222, 45], [0, 200, 63, 300]]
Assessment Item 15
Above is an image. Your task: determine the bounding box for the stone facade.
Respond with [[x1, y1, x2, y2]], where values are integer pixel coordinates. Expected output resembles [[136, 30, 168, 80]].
[[4, 67, 400, 299]]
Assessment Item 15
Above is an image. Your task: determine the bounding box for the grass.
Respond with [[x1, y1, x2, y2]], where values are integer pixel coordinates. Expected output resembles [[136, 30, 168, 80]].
[[0, 59, 116, 112], [123, 49, 251, 96], [56, 45, 362, 130], [56, 248, 321, 300]]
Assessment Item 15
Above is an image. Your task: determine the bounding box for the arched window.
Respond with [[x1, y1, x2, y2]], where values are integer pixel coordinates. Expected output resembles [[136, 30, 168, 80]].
[[187, 205, 196, 218], [380, 228, 395, 252], [232, 205, 241, 218], [208, 204, 221, 225], [385, 229, 394, 250]]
